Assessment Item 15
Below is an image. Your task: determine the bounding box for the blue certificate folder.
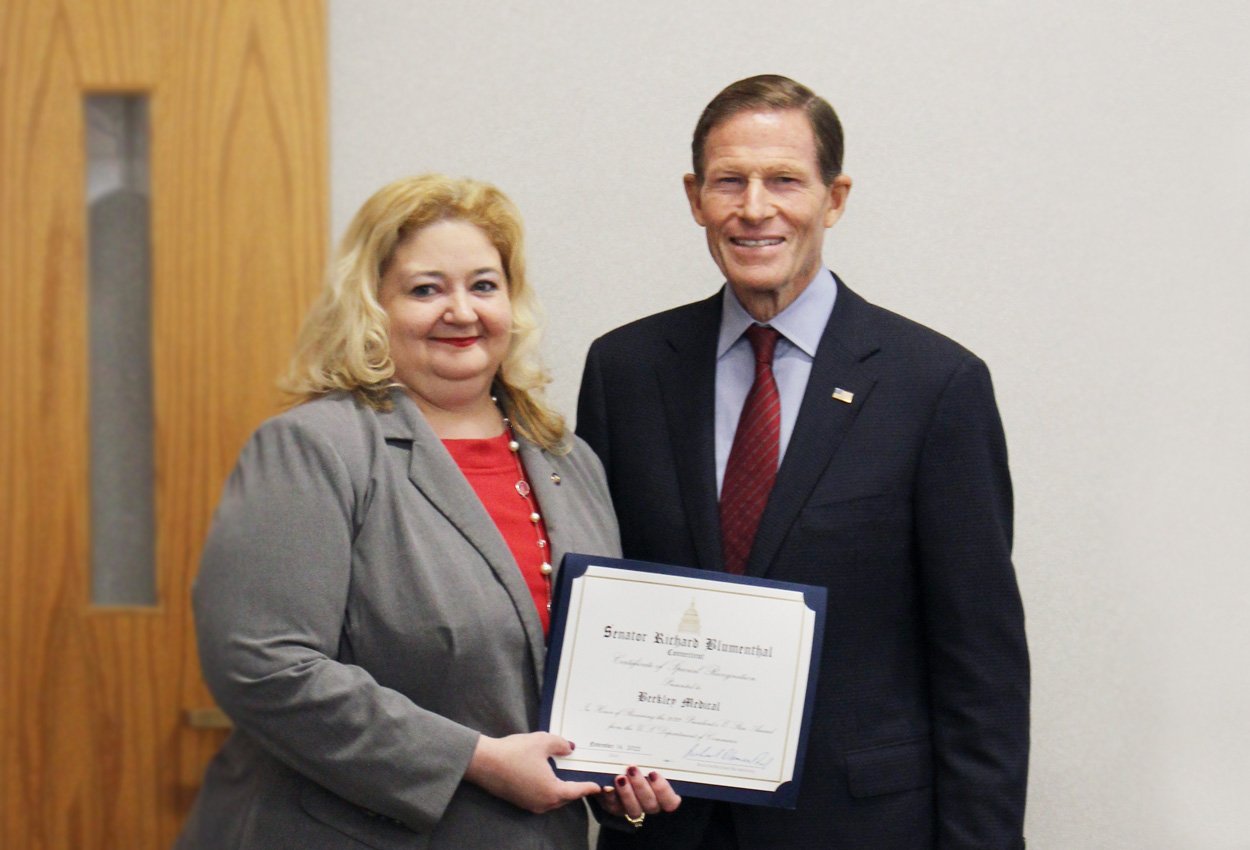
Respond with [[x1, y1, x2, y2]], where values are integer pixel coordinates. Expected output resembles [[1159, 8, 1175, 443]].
[[540, 553, 827, 809]]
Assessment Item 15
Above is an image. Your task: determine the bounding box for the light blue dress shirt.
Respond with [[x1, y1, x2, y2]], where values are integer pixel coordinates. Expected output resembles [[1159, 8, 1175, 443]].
[[714, 268, 838, 496]]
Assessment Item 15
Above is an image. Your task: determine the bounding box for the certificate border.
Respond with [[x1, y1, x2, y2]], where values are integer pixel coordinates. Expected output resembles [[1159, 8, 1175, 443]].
[[540, 553, 827, 809]]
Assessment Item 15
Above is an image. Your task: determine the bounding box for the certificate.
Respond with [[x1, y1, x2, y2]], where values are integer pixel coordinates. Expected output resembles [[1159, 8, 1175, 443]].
[[540, 553, 826, 808]]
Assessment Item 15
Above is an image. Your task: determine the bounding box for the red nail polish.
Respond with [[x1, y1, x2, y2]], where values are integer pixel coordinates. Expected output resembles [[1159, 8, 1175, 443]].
[[616, 776, 626, 787], [647, 771, 658, 782], [568, 741, 576, 751], [627, 766, 638, 777]]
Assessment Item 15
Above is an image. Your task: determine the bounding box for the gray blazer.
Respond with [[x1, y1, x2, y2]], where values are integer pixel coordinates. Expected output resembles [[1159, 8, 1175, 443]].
[[175, 390, 621, 850]]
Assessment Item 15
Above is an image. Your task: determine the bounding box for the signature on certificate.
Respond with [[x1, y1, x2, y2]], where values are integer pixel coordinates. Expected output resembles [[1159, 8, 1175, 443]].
[[684, 742, 776, 769]]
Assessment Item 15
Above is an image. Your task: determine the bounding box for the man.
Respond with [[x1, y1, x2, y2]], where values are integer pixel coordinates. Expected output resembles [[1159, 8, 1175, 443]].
[[577, 75, 1029, 849]]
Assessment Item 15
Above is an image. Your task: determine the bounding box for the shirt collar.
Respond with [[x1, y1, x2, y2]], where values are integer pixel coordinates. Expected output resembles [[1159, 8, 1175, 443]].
[[717, 267, 837, 358]]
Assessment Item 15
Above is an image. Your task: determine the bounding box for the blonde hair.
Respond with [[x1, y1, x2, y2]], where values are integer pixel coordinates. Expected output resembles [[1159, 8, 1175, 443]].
[[282, 174, 567, 450]]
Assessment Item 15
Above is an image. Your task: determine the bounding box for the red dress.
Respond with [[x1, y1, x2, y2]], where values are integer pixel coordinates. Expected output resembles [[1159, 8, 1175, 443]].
[[442, 433, 552, 634]]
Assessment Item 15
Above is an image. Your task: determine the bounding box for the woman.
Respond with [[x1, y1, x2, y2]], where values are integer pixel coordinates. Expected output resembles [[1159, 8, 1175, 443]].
[[176, 175, 678, 849]]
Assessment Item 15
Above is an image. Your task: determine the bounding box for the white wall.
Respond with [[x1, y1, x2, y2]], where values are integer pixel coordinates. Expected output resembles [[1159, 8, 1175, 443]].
[[330, 3, 1250, 847]]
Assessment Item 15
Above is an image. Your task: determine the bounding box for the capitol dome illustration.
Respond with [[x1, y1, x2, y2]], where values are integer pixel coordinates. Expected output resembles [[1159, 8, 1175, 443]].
[[678, 599, 701, 634]]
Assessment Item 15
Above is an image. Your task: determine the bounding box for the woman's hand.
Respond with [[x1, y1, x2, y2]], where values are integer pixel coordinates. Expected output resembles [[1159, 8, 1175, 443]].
[[464, 732, 602, 814], [597, 766, 682, 825]]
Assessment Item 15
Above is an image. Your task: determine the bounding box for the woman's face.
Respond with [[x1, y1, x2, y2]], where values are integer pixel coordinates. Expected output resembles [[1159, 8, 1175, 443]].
[[378, 219, 512, 404]]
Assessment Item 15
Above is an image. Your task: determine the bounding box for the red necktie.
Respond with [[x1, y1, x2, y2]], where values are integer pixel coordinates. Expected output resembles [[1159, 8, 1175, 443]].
[[720, 325, 781, 575]]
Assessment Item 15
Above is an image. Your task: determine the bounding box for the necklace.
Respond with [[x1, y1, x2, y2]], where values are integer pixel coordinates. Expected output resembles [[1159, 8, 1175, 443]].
[[497, 401, 553, 613]]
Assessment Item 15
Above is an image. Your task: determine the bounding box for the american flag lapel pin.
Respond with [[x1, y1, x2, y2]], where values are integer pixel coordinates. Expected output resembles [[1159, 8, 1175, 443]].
[[831, 387, 854, 404]]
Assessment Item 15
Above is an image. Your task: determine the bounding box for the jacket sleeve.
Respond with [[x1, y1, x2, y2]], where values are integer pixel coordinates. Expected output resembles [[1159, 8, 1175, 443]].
[[913, 355, 1030, 850], [192, 413, 480, 831], [576, 340, 612, 474]]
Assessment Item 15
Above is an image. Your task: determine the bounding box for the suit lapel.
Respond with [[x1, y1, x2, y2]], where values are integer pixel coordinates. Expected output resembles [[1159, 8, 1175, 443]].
[[380, 391, 547, 680], [657, 294, 725, 572], [747, 280, 881, 578]]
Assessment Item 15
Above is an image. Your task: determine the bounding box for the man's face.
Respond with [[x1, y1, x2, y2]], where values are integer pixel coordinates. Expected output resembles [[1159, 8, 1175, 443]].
[[684, 108, 851, 321]]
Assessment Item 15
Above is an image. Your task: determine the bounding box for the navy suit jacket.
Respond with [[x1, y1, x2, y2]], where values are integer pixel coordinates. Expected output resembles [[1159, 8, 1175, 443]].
[[577, 278, 1029, 850]]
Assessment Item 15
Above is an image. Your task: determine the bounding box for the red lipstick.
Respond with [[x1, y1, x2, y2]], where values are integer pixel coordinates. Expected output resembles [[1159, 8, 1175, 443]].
[[434, 336, 479, 348]]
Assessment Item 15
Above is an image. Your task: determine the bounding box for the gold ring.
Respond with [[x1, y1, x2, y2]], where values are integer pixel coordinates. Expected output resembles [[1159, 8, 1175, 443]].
[[624, 812, 645, 828]]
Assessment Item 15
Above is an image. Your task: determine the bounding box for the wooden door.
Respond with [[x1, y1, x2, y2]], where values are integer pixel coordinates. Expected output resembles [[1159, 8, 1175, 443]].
[[0, 1, 327, 846]]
